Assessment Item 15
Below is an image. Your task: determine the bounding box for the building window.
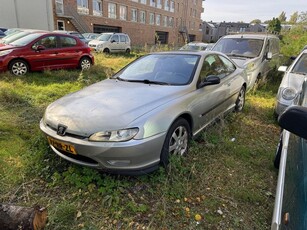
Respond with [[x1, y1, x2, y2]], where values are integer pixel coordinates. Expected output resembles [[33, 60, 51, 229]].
[[170, 0, 174, 12], [157, 0, 162, 9], [55, 0, 64, 15], [140, 0, 146, 4], [156, 14, 161, 26], [119, 5, 127, 20], [93, 0, 102, 16], [77, 0, 89, 14], [131, 8, 137, 22], [163, 16, 168, 27], [57, 20, 65, 30], [108, 3, 116, 19], [169, 17, 174, 27], [140, 11, 146, 24], [150, 0, 155, 7], [149, 13, 155, 25], [164, 0, 169, 11]]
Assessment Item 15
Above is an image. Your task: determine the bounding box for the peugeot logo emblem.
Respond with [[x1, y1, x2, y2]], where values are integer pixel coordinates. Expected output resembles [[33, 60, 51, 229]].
[[57, 124, 67, 136]]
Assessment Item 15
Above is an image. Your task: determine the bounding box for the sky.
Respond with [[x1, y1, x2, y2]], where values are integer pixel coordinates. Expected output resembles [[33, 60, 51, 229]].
[[201, 0, 306, 23]]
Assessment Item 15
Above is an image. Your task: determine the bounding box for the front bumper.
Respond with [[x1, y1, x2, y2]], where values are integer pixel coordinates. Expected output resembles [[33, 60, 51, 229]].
[[40, 119, 166, 175]]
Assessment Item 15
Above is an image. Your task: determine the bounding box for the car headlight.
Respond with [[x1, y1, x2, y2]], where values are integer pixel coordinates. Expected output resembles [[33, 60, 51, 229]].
[[97, 44, 103, 48], [0, 50, 13, 56], [282, 87, 297, 100], [89, 128, 139, 142]]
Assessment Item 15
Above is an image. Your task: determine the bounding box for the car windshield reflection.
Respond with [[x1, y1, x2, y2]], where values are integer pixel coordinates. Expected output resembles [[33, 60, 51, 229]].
[[292, 54, 307, 75], [113, 54, 199, 85]]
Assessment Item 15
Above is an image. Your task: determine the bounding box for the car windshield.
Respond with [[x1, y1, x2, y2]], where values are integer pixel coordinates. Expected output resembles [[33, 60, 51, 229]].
[[113, 54, 199, 85], [10, 33, 43, 46], [212, 38, 264, 58], [97, 34, 112, 41], [291, 53, 307, 75]]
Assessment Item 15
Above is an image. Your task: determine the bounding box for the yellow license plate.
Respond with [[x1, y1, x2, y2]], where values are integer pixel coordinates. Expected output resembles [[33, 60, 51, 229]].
[[47, 136, 77, 155]]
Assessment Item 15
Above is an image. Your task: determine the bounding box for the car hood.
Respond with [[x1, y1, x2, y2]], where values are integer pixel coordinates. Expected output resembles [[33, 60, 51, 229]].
[[0, 44, 16, 50], [231, 57, 258, 68], [44, 79, 189, 136], [279, 72, 307, 90], [88, 40, 107, 45]]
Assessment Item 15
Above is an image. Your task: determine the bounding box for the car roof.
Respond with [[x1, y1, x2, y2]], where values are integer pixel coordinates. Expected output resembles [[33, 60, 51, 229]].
[[222, 33, 279, 39]]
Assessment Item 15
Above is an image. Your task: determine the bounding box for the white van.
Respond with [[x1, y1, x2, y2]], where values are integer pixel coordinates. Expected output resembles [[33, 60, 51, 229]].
[[88, 32, 131, 54], [212, 33, 280, 90]]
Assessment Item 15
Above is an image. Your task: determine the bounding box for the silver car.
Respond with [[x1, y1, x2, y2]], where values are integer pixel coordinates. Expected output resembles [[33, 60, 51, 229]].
[[40, 51, 247, 175], [274, 48, 307, 116]]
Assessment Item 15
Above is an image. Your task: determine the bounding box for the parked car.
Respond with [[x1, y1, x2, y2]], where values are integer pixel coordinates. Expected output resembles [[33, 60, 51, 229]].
[[88, 32, 131, 53], [271, 81, 307, 229], [0, 31, 94, 75], [0, 27, 7, 32], [179, 42, 211, 51], [82, 32, 100, 43], [40, 51, 247, 175], [0, 30, 5, 38], [212, 33, 280, 90], [0, 29, 47, 45], [53, 30, 88, 44], [274, 47, 307, 116]]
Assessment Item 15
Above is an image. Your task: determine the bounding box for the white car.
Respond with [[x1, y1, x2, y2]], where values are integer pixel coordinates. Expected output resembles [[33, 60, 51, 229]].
[[88, 33, 131, 53], [274, 48, 307, 116]]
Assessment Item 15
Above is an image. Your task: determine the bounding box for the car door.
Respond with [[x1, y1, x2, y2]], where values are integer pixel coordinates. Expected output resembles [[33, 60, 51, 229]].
[[56, 35, 82, 68], [30, 35, 60, 70], [109, 34, 120, 52], [192, 54, 238, 132]]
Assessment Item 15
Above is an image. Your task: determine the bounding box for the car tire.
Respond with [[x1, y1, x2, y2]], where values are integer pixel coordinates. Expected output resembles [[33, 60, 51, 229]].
[[79, 57, 92, 70], [274, 132, 283, 169], [160, 118, 190, 167], [125, 48, 131, 54], [235, 86, 246, 112], [9, 59, 29, 76], [103, 48, 110, 53]]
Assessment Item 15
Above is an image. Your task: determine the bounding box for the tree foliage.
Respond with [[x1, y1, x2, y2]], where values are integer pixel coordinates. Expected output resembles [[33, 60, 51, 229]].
[[280, 25, 307, 57], [289, 12, 299, 24], [250, 19, 261, 24], [299, 11, 307, 23], [278, 11, 287, 23], [267, 18, 281, 33]]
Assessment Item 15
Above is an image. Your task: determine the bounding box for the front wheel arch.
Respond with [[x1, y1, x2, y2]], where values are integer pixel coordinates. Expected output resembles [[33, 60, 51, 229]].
[[160, 118, 191, 168], [8, 59, 30, 76]]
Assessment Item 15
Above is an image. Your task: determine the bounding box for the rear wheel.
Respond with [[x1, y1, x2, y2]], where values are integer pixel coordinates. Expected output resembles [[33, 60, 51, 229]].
[[9, 59, 29, 76], [235, 86, 246, 112], [125, 48, 131, 54], [160, 118, 190, 167], [103, 48, 110, 53], [79, 57, 92, 70]]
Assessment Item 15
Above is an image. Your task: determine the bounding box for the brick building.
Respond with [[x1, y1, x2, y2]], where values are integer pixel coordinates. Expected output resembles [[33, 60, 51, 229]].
[[54, 0, 204, 46]]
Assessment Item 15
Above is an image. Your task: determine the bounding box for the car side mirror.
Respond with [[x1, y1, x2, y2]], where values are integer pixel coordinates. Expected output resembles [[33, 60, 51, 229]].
[[35, 45, 45, 51], [278, 66, 287, 72], [199, 75, 220, 88], [267, 52, 272, 60], [278, 105, 307, 140]]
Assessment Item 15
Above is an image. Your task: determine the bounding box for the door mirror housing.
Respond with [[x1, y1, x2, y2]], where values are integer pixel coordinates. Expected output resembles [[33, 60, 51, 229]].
[[199, 75, 220, 88]]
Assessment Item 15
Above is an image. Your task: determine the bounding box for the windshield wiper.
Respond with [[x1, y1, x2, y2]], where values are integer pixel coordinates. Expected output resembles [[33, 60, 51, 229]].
[[226, 53, 250, 59], [127, 79, 170, 85]]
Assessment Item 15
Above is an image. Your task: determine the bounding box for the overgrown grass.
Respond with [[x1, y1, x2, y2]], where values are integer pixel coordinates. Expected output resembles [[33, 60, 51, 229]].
[[0, 53, 281, 229]]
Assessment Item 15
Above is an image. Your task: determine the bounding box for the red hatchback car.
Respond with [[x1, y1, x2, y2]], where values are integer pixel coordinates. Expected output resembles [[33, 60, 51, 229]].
[[0, 31, 94, 75]]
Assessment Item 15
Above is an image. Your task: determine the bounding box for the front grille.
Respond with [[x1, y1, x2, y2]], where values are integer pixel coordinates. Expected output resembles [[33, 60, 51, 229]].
[[47, 124, 87, 140], [56, 148, 98, 165]]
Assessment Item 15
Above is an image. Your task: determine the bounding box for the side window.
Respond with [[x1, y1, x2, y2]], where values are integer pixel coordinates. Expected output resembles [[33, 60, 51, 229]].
[[33, 36, 57, 49], [120, 35, 126, 42], [219, 55, 236, 75], [200, 54, 227, 82], [59, 36, 77, 47], [111, 35, 119, 42]]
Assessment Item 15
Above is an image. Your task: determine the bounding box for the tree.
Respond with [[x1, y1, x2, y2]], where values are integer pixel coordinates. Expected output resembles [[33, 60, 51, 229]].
[[289, 12, 299, 24], [278, 11, 287, 23], [267, 17, 281, 34], [250, 19, 261, 24], [299, 11, 307, 23]]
